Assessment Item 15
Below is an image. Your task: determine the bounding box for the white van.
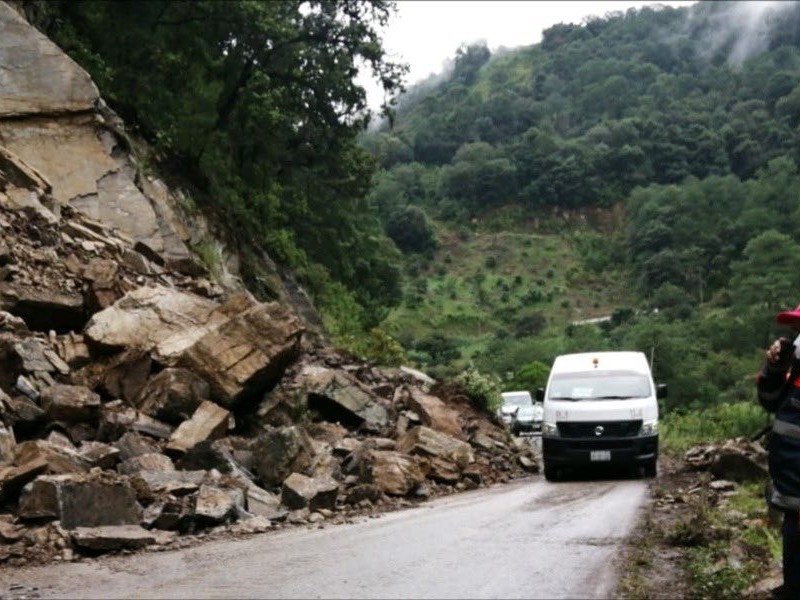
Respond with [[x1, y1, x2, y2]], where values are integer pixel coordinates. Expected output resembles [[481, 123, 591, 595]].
[[537, 351, 666, 481]]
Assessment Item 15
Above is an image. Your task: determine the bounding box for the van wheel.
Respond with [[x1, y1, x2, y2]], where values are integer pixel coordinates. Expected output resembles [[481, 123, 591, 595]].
[[643, 460, 657, 478], [544, 463, 559, 482]]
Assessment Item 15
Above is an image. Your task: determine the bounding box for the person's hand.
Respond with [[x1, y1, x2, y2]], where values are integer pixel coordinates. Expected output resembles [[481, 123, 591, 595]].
[[767, 337, 794, 369]]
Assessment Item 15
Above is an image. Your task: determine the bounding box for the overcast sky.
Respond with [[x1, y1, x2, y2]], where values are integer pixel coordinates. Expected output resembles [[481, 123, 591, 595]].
[[360, 0, 697, 111]]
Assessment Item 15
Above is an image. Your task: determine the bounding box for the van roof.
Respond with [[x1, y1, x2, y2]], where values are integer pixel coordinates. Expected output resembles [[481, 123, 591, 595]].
[[551, 351, 650, 374]]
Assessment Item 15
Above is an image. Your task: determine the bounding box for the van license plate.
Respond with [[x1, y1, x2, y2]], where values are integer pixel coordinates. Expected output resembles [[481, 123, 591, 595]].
[[590, 450, 611, 462]]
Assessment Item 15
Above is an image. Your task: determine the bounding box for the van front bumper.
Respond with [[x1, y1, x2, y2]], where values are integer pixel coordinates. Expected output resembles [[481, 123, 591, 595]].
[[542, 434, 658, 466]]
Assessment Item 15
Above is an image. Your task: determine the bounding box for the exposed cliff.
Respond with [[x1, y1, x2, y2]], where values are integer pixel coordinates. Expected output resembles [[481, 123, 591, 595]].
[[0, 1, 322, 333]]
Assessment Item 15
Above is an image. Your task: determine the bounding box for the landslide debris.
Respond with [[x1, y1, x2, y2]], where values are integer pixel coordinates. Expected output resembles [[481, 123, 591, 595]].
[[0, 176, 536, 568]]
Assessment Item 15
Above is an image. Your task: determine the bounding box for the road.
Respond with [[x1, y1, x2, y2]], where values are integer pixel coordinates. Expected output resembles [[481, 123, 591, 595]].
[[1, 473, 648, 599]]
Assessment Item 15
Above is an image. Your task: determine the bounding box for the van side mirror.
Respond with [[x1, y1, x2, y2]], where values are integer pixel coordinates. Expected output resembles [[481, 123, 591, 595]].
[[656, 383, 667, 399], [536, 388, 544, 402]]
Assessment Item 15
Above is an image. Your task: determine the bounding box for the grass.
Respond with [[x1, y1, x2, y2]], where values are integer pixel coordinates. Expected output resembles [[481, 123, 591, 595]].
[[682, 482, 779, 598], [621, 478, 780, 599], [382, 222, 635, 374], [190, 236, 223, 278], [660, 402, 768, 454]]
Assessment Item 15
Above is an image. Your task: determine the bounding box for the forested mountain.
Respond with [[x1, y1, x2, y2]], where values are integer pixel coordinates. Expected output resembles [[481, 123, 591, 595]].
[[364, 1, 800, 411]]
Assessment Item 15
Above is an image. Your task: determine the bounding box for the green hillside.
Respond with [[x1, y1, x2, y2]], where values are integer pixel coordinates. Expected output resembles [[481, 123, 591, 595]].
[[383, 214, 635, 378], [365, 1, 800, 412]]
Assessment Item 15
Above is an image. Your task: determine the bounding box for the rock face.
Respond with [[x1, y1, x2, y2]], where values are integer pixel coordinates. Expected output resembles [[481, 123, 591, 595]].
[[0, 3, 98, 116]]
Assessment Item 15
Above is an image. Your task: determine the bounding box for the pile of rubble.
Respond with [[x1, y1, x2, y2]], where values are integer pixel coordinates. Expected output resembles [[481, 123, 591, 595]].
[[683, 438, 768, 483], [0, 187, 536, 567]]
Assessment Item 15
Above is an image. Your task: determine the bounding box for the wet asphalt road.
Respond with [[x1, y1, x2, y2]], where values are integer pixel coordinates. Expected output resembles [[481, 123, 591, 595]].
[[1, 471, 648, 599]]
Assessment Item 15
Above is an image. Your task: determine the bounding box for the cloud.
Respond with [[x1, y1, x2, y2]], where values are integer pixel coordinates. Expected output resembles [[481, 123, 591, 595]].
[[690, 1, 795, 67]]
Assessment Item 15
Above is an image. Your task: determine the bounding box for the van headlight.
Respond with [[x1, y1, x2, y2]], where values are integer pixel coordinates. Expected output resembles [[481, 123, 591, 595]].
[[543, 423, 559, 436], [639, 419, 658, 436]]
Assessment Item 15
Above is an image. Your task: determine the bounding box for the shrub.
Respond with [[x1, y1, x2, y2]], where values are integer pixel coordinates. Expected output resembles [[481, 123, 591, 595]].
[[453, 366, 503, 413]]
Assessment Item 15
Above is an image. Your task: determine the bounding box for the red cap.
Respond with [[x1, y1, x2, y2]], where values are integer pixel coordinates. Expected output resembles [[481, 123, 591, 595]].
[[776, 305, 800, 328]]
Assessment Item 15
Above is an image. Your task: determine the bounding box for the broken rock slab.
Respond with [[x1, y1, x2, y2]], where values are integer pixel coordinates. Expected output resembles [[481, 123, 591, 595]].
[[40, 384, 101, 423], [397, 426, 475, 469], [17, 473, 141, 529], [0, 283, 86, 334], [136, 368, 209, 425], [100, 349, 152, 405], [71, 525, 161, 552], [192, 484, 245, 525], [302, 366, 389, 427], [14, 439, 91, 475], [142, 495, 184, 530], [113, 431, 160, 462], [401, 387, 463, 439], [0, 456, 47, 501], [364, 450, 425, 496], [128, 470, 206, 503], [0, 422, 15, 465], [252, 426, 317, 488], [77, 441, 120, 469], [244, 485, 287, 522], [117, 452, 175, 475], [166, 400, 229, 455], [280, 473, 339, 512]]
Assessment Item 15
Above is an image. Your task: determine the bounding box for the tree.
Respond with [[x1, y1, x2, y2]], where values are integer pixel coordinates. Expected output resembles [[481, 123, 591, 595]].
[[385, 206, 438, 254], [729, 230, 800, 313]]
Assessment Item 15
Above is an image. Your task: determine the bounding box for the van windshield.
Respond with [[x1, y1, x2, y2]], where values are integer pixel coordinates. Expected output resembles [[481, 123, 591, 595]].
[[547, 370, 651, 401]]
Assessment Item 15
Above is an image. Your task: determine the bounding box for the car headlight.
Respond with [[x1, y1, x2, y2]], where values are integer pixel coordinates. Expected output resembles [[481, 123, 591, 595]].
[[543, 423, 559, 436], [639, 419, 658, 435]]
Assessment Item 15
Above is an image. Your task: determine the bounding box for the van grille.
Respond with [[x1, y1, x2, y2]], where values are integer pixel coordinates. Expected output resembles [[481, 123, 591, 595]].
[[557, 420, 642, 438]]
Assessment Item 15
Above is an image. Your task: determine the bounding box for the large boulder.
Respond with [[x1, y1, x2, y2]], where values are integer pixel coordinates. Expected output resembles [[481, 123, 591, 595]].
[[364, 450, 425, 496], [84, 288, 304, 407], [397, 426, 475, 469], [173, 300, 304, 407], [17, 473, 141, 529], [136, 368, 210, 424], [0, 2, 99, 116], [301, 366, 389, 427], [83, 286, 220, 351], [252, 426, 316, 488], [400, 387, 463, 439]]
